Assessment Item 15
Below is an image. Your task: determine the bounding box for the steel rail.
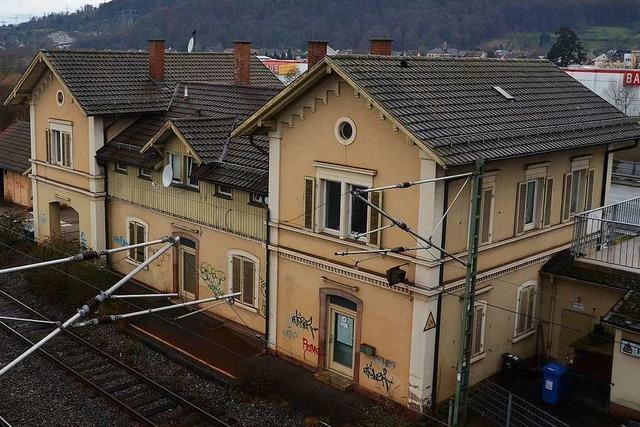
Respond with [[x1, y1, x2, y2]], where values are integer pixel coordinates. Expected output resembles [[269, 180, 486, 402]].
[[0, 289, 231, 427]]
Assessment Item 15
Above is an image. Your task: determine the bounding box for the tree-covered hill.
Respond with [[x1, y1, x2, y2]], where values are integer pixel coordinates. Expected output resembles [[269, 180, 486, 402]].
[[1, 0, 639, 54]]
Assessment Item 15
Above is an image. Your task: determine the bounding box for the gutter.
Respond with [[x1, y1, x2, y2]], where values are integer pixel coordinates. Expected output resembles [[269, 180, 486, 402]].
[[264, 206, 271, 351], [431, 177, 449, 413], [601, 138, 638, 207]]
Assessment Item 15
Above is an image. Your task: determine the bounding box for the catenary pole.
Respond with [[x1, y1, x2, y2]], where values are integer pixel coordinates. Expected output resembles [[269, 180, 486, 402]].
[[0, 236, 179, 377], [452, 160, 484, 426], [0, 238, 169, 275]]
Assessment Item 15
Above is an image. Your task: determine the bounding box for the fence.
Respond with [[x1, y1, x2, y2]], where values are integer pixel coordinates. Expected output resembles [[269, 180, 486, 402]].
[[467, 375, 569, 427], [572, 196, 640, 270]]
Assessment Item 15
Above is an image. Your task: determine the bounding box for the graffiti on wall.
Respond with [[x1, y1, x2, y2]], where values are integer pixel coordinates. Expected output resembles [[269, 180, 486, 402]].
[[258, 276, 267, 318], [79, 231, 88, 248], [302, 337, 322, 357], [363, 362, 394, 392], [200, 262, 226, 296], [148, 246, 171, 264], [282, 325, 298, 340], [290, 309, 319, 338], [113, 235, 129, 247]]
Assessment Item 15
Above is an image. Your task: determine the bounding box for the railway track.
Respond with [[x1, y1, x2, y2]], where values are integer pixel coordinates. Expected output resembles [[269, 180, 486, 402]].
[[0, 289, 235, 427]]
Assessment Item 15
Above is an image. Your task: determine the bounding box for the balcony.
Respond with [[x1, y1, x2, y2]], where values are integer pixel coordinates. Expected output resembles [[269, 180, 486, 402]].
[[572, 197, 640, 271]]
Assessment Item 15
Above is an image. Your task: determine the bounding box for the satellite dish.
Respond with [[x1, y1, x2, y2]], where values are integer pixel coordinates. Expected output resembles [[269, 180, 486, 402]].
[[187, 37, 195, 53], [162, 164, 173, 188]]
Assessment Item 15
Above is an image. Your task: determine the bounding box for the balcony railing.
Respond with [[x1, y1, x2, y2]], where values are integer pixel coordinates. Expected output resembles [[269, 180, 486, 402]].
[[572, 196, 640, 270]]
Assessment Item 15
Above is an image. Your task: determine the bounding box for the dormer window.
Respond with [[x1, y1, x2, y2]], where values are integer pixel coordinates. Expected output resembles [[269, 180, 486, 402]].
[[166, 152, 182, 183]]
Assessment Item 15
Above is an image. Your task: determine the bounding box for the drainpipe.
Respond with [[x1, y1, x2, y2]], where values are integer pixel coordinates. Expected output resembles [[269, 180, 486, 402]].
[[430, 178, 449, 413], [264, 206, 271, 351], [601, 139, 638, 207]]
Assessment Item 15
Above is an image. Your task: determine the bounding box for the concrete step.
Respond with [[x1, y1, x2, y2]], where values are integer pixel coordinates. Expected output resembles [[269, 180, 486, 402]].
[[314, 369, 354, 392]]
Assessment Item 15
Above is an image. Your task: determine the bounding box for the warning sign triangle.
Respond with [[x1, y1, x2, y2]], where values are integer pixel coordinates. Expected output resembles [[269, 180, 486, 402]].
[[424, 311, 436, 331]]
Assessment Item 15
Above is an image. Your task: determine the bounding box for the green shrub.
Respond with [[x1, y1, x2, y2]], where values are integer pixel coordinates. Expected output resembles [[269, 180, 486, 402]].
[[25, 235, 111, 310]]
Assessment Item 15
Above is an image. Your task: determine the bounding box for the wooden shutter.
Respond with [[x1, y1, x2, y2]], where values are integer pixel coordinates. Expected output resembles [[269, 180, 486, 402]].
[[585, 169, 595, 211], [128, 222, 135, 259], [63, 133, 71, 167], [480, 188, 493, 244], [232, 256, 241, 295], [516, 290, 526, 335], [526, 287, 535, 331], [562, 172, 572, 222], [515, 182, 527, 236], [136, 224, 145, 261], [472, 305, 484, 355], [368, 190, 383, 246], [242, 259, 255, 306], [303, 177, 315, 230], [542, 177, 554, 227], [45, 129, 51, 163]]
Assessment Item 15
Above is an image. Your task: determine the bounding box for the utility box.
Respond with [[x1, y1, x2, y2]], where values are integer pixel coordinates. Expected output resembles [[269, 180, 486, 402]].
[[542, 362, 569, 404]]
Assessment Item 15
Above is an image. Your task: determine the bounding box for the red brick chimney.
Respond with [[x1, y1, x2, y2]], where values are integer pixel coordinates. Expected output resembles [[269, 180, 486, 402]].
[[148, 39, 165, 81], [307, 41, 328, 69], [234, 41, 251, 86], [369, 38, 393, 56]]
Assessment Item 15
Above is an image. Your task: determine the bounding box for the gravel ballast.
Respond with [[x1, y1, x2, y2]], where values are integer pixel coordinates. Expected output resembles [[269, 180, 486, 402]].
[[0, 273, 304, 427]]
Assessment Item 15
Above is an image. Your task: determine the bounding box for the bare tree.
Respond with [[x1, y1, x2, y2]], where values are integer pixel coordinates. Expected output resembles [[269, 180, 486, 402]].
[[607, 80, 635, 115]]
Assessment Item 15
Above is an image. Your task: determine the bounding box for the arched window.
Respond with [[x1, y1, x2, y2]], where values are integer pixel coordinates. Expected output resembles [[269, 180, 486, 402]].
[[228, 250, 259, 309]]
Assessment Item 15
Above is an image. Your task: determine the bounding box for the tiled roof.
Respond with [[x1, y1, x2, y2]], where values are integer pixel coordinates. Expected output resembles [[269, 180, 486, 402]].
[[541, 250, 640, 332], [0, 121, 30, 173], [97, 84, 276, 193], [328, 55, 640, 165], [8, 50, 282, 115]]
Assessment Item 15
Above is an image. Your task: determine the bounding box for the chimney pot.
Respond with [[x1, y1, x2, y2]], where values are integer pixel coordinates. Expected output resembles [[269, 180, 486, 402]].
[[307, 40, 328, 69], [234, 41, 252, 86], [369, 38, 393, 56], [148, 39, 165, 81]]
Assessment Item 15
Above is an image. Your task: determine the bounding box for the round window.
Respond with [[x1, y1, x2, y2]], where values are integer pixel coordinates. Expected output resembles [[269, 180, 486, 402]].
[[56, 90, 65, 106], [334, 117, 356, 145]]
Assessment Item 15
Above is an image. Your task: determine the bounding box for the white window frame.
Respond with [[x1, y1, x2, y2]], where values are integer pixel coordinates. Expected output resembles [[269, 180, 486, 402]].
[[523, 179, 539, 231], [216, 184, 233, 198], [513, 280, 537, 340], [184, 155, 198, 188], [49, 121, 73, 168], [125, 217, 148, 265], [227, 250, 259, 311], [250, 192, 268, 205], [166, 151, 182, 184], [471, 301, 487, 362], [139, 167, 152, 178], [563, 159, 594, 220], [314, 163, 374, 240], [115, 162, 128, 173]]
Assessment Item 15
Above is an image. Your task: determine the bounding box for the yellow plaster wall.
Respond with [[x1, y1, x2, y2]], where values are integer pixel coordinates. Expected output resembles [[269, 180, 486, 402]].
[[436, 263, 543, 402], [108, 199, 267, 333], [275, 255, 413, 403], [611, 329, 640, 414]]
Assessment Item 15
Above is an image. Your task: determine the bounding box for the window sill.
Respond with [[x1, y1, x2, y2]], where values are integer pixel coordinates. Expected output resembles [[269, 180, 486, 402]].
[[138, 175, 152, 181], [125, 257, 149, 270], [233, 301, 258, 314], [170, 183, 200, 193], [512, 329, 535, 343], [214, 193, 232, 200], [248, 201, 267, 208], [470, 352, 486, 364], [114, 170, 128, 175]]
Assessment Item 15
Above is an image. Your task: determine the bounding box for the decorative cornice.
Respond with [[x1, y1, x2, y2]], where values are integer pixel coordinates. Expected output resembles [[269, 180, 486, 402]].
[[272, 245, 413, 295]]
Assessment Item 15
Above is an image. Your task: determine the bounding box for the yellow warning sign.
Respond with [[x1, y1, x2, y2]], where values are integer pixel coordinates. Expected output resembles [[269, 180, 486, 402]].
[[424, 311, 436, 331]]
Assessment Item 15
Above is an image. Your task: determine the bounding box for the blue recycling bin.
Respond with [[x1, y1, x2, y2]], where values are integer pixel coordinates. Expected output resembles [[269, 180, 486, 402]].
[[542, 362, 569, 404]]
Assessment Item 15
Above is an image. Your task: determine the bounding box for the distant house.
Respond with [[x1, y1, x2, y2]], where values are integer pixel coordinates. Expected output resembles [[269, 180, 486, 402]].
[[0, 121, 31, 208]]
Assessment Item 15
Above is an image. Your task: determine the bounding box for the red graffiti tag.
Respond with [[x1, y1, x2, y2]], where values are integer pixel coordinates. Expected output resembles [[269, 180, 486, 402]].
[[302, 337, 322, 358]]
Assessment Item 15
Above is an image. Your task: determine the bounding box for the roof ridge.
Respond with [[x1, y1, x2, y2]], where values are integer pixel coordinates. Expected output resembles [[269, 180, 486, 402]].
[[333, 54, 549, 63]]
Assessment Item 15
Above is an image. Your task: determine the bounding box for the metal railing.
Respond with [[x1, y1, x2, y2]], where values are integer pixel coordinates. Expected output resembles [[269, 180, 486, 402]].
[[572, 196, 640, 269], [467, 374, 569, 427]]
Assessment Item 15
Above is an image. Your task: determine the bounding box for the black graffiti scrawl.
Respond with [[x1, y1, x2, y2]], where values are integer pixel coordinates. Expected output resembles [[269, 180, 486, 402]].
[[290, 309, 319, 338], [200, 262, 226, 296], [363, 362, 394, 392]]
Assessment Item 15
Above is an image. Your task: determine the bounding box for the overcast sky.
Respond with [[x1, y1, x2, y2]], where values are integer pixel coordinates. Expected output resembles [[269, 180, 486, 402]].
[[1, 1, 106, 24]]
